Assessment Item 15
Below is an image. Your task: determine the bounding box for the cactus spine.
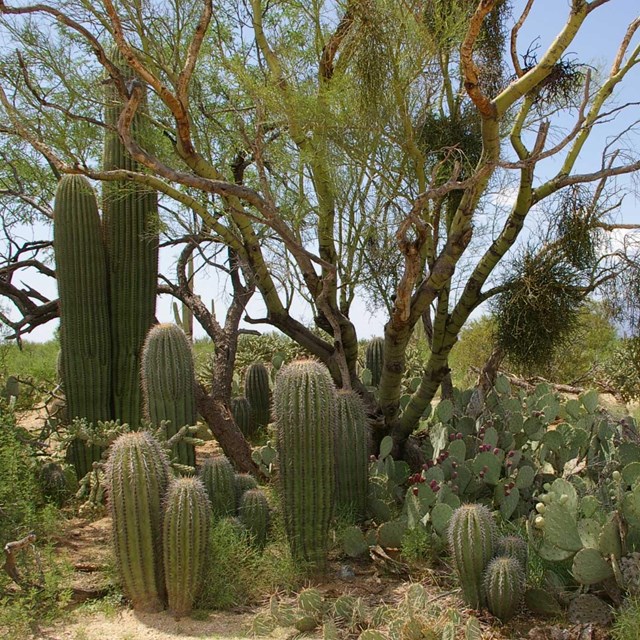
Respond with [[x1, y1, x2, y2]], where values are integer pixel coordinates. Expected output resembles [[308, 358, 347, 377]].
[[231, 396, 255, 439], [53, 175, 112, 478], [484, 556, 525, 621], [274, 359, 336, 568], [103, 47, 158, 429], [335, 390, 369, 521], [198, 455, 237, 518], [106, 432, 170, 612], [365, 337, 384, 387], [244, 363, 271, 430], [162, 477, 211, 618], [448, 504, 496, 609], [239, 488, 270, 549], [141, 324, 196, 466]]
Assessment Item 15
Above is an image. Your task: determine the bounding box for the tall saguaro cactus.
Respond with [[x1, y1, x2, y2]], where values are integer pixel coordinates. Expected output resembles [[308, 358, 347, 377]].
[[103, 46, 159, 429], [141, 323, 196, 466], [335, 390, 369, 521], [274, 359, 337, 569], [106, 431, 170, 612], [53, 174, 112, 478]]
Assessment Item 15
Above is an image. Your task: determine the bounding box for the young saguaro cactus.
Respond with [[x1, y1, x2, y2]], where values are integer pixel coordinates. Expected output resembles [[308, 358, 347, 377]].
[[239, 488, 270, 549], [106, 431, 170, 612], [244, 362, 271, 431], [103, 46, 158, 429], [163, 477, 211, 618], [53, 174, 112, 478], [484, 556, 525, 621], [335, 390, 369, 521], [141, 324, 196, 466], [274, 359, 337, 568], [198, 455, 237, 519], [365, 337, 384, 387], [448, 503, 496, 609]]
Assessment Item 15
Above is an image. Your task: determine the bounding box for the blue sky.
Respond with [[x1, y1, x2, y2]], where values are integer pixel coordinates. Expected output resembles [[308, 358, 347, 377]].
[[3, 0, 639, 343]]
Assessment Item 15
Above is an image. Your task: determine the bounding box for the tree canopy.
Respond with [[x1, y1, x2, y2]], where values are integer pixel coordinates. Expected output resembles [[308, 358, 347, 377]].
[[1, 0, 640, 456]]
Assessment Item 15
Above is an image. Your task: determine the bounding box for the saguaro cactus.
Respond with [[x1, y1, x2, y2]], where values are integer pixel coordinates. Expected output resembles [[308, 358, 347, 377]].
[[106, 431, 170, 612], [231, 396, 255, 439], [163, 477, 211, 618], [141, 323, 196, 466], [484, 556, 525, 621], [53, 174, 112, 478], [365, 337, 384, 387], [103, 46, 158, 429], [448, 503, 496, 609], [274, 359, 337, 568], [239, 488, 270, 549], [198, 455, 237, 518], [335, 390, 369, 521], [244, 362, 271, 430]]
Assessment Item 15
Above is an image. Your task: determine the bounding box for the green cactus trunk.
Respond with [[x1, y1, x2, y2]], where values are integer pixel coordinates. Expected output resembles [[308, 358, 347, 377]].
[[274, 359, 336, 569], [141, 324, 196, 466], [239, 488, 270, 549], [484, 556, 525, 621], [163, 477, 211, 618], [335, 390, 369, 521], [53, 175, 112, 478], [244, 363, 271, 430], [448, 503, 496, 609], [198, 455, 237, 518], [103, 47, 158, 430], [234, 472, 259, 508], [365, 337, 385, 388], [231, 396, 256, 439], [106, 431, 170, 612]]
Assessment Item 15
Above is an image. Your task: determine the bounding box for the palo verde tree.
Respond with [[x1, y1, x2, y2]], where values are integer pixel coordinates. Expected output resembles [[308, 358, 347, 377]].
[[1, 0, 640, 461]]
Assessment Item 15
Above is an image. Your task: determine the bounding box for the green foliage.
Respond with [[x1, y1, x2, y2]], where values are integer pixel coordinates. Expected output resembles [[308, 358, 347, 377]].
[[602, 337, 640, 402], [612, 597, 640, 640], [494, 250, 586, 372]]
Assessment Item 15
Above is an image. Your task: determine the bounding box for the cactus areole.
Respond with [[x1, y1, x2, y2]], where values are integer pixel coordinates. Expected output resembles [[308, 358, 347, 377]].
[[274, 360, 337, 568]]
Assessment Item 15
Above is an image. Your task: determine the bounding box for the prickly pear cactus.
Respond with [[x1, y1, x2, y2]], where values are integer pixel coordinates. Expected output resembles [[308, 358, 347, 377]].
[[365, 337, 385, 387], [106, 431, 170, 612], [484, 556, 524, 621], [141, 323, 196, 466], [198, 455, 237, 518], [162, 477, 211, 618], [244, 363, 271, 430], [54, 174, 112, 479], [231, 396, 256, 439], [274, 359, 336, 568], [103, 46, 158, 429], [448, 503, 496, 608], [335, 390, 369, 521], [239, 488, 270, 549]]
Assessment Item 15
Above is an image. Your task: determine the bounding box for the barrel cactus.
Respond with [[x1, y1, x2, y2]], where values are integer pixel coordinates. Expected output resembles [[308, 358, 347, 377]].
[[484, 556, 525, 621], [274, 359, 336, 568], [162, 477, 211, 618], [231, 396, 256, 439], [141, 323, 196, 466], [448, 503, 496, 609], [198, 455, 237, 518], [106, 431, 170, 612], [365, 337, 384, 387], [496, 535, 528, 574], [53, 174, 112, 478], [244, 363, 271, 430], [335, 390, 369, 521], [239, 488, 270, 549], [103, 46, 158, 429]]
